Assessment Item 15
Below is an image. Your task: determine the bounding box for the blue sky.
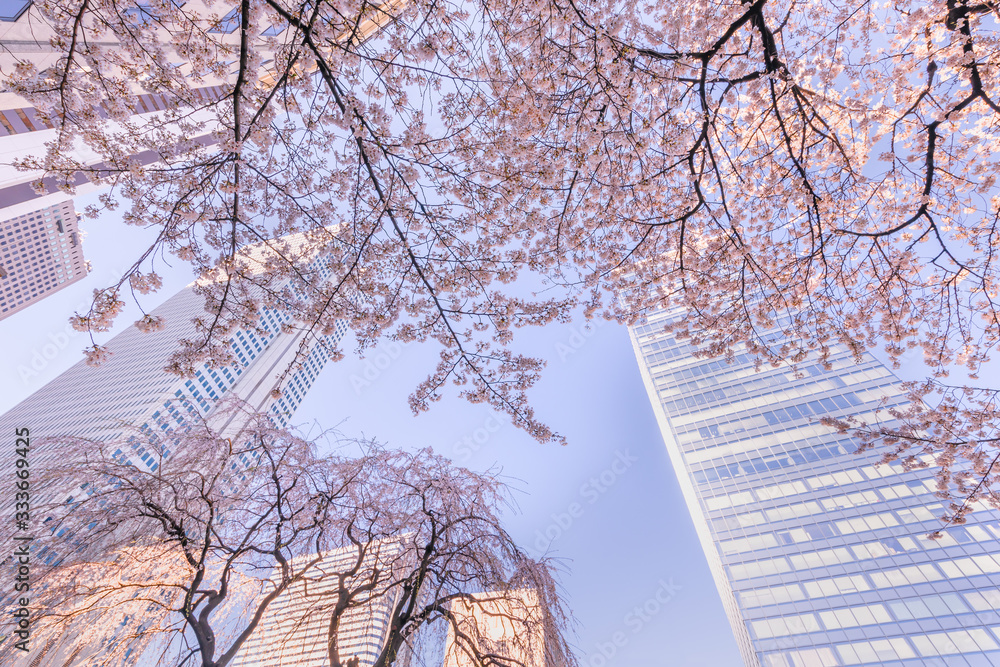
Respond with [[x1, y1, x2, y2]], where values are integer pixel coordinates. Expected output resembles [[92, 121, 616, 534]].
[[0, 190, 746, 665]]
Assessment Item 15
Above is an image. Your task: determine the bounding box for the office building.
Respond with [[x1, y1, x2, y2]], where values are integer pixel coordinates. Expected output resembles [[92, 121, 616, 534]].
[[0, 198, 87, 320], [232, 541, 403, 667], [0, 232, 348, 540], [0, 0, 398, 214], [0, 234, 347, 664], [630, 308, 1000, 667], [0, 1, 233, 213], [442, 590, 545, 667]]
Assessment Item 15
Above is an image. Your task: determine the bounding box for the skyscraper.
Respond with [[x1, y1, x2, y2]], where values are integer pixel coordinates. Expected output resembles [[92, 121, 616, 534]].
[[0, 0, 267, 225], [630, 308, 1000, 667], [0, 235, 347, 547], [0, 279, 343, 464], [0, 198, 88, 320], [442, 590, 544, 667], [232, 542, 403, 667], [0, 1, 232, 213], [0, 233, 348, 663], [0, 0, 396, 214]]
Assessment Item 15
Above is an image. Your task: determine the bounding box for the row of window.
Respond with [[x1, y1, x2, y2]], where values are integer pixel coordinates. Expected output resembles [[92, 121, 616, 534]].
[[682, 399, 904, 466], [677, 384, 887, 444], [664, 366, 850, 415], [268, 328, 341, 425], [740, 573, 870, 608], [692, 435, 861, 485], [719, 501, 946, 555], [691, 400, 849, 445], [656, 355, 890, 419], [751, 590, 1000, 640], [739, 550, 1000, 611], [731, 538, 1000, 585], [763, 628, 1000, 666], [704, 454, 940, 511], [655, 352, 863, 400], [753, 602, 887, 638]]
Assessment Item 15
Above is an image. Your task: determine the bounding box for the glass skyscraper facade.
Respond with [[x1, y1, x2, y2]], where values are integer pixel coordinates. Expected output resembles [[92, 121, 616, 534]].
[[0, 282, 344, 506], [0, 199, 87, 321], [0, 235, 348, 560], [630, 308, 1000, 667]]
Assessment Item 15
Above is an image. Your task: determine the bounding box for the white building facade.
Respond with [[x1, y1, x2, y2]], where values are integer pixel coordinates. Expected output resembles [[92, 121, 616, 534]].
[[0, 227, 349, 663], [0, 199, 87, 320], [232, 543, 403, 667], [0, 274, 347, 563], [630, 308, 1000, 667]]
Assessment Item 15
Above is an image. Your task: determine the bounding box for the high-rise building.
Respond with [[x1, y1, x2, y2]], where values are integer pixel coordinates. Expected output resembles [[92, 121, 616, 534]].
[[630, 308, 1000, 667], [232, 542, 403, 667], [0, 0, 398, 214], [0, 198, 88, 320], [0, 236, 347, 664], [0, 2, 233, 214], [442, 590, 544, 667], [0, 236, 347, 547]]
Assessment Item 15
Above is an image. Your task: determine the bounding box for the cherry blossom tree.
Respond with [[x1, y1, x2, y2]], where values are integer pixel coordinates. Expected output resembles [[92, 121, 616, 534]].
[[7, 0, 1000, 510], [1, 412, 573, 667], [2, 410, 359, 667], [266, 446, 574, 667]]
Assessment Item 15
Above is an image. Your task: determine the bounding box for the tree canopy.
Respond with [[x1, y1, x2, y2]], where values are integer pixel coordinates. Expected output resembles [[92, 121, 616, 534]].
[[7, 0, 1000, 510], [6, 410, 573, 666]]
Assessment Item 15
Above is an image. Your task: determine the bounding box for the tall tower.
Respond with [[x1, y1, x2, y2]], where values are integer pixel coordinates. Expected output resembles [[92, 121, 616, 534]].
[[0, 198, 88, 320], [0, 0, 396, 215], [442, 590, 544, 667], [0, 242, 347, 663], [0, 237, 348, 550], [630, 308, 1000, 667], [0, 1, 232, 216], [232, 542, 403, 667]]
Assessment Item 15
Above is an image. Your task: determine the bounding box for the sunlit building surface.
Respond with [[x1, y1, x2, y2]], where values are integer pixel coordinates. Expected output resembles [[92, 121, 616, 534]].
[[0, 1, 231, 213], [0, 0, 396, 213], [232, 543, 402, 667], [0, 198, 87, 320], [630, 308, 1000, 667], [442, 590, 544, 667]]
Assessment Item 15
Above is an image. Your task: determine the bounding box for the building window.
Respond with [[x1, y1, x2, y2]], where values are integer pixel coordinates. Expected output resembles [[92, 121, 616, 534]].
[[261, 21, 285, 36], [209, 6, 240, 33]]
